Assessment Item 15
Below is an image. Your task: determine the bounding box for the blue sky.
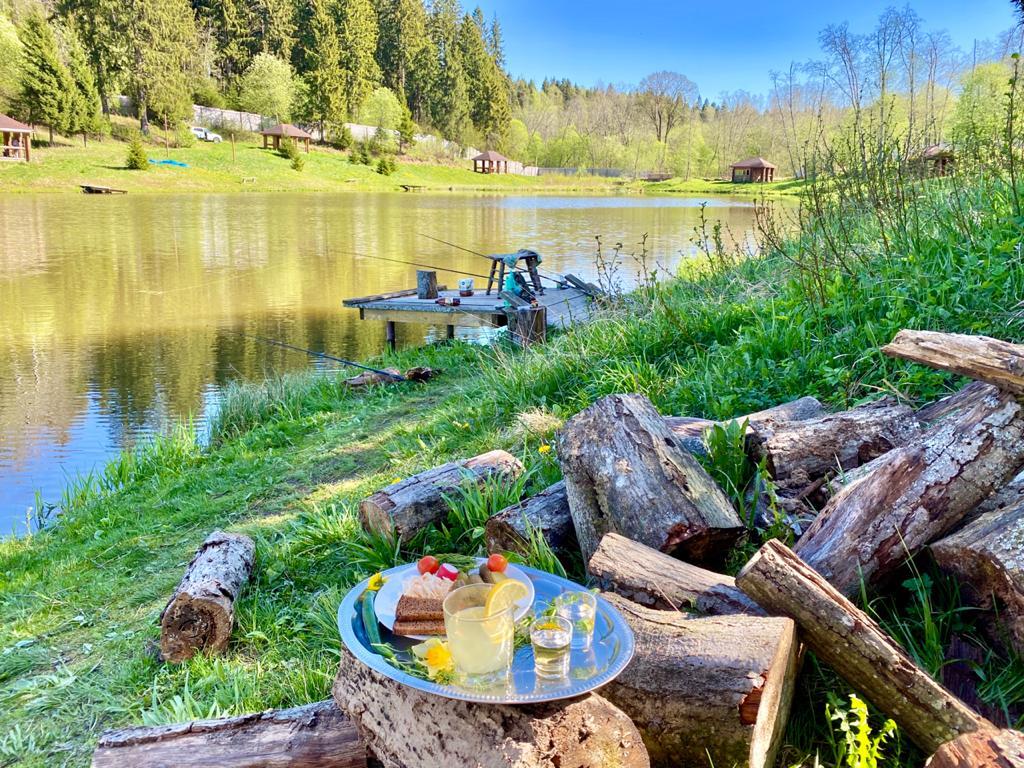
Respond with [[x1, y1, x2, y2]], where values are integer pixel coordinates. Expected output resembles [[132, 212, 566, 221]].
[[471, 1, 1018, 98]]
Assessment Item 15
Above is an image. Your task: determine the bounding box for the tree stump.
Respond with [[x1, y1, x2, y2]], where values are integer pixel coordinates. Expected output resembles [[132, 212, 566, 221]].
[[91, 701, 365, 768], [484, 481, 577, 557], [793, 385, 1024, 595], [511, 306, 547, 347], [736, 540, 991, 753], [932, 499, 1024, 654], [360, 450, 524, 539], [558, 394, 743, 565], [159, 530, 255, 663], [927, 728, 1024, 768], [416, 270, 438, 300], [883, 330, 1024, 395], [588, 532, 763, 615], [600, 593, 798, 768], [332, 647, 649, 768]]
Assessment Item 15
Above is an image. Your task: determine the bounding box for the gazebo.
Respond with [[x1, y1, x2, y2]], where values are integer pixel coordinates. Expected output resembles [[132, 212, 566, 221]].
[[730, 157, 776, 183], [0, 114, 32, 162], [260, 123, 312, 153], [472, 150, 509, 174], [917, 144, 954, 177]]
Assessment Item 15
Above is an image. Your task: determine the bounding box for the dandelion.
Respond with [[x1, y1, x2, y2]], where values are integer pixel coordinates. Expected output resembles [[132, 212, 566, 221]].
[[391, 477, 403, 484], [367, 572, 387, 592], [538, 444, 552, 455]]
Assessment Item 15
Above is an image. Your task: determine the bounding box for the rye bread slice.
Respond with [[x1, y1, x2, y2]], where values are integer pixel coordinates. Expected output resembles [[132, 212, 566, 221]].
[[395, 594, 444, 622], [393, 618, 446, 636]]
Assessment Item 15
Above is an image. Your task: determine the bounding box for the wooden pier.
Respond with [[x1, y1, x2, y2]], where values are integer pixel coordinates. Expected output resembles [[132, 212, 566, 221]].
[[343, 275, 597, 350], [80, 184, 127, 194]]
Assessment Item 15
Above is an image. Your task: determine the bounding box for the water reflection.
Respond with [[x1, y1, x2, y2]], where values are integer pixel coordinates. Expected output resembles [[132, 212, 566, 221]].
[[0, 192, 764, 530]]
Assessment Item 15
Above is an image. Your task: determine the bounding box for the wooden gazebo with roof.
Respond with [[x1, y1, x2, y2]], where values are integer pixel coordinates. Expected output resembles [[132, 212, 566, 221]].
[[0, 114, 32, 162], [730, 157, 776, 183], [472, 150, 509, 174], [260, 123, 312, 153]]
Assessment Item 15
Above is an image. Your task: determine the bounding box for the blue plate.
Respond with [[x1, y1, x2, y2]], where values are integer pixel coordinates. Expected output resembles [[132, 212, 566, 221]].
[[338, 563, 635, 704]]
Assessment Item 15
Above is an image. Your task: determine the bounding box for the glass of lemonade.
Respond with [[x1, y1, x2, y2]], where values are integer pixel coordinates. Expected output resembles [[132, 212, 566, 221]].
[[555, 591, 597, 649], [442, 583, 514, 685], [530, 615, 572, 679]]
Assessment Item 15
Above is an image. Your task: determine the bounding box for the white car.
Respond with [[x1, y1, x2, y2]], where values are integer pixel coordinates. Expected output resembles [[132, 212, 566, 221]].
[[190, 126, 223, 143]]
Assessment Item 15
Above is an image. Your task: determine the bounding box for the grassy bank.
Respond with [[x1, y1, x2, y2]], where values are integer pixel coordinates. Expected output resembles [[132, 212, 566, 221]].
[[0, 127, 801, 197], [1, 173, 1022, 766]]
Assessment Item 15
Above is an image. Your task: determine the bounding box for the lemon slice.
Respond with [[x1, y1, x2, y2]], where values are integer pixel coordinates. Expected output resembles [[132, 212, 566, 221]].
[[484, 578, 528, 617]]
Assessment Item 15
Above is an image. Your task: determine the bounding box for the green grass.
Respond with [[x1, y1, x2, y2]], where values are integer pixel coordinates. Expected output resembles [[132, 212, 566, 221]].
[[644, 176, 805, 197], [1, 171, 1023, 766]]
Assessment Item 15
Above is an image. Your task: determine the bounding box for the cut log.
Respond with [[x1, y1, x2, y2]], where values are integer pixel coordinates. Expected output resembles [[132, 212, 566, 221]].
[[159, 530, 255, 663], [416, 270, 438, 300], [588, 532, 763, 615], [736, 539, 991, 753], [484, 481, 577, 557], [332, 647, 649, 768], [558, 393, 743, 565], [793, 385, 1024, 595], [600, 593, 798, 768], [663, 395, 826, 455], [927, 728, 1024, 768], [932, 499, 1024, 654], [917, 381, 995, 424], [91, 700, 365, 768], [883, 330, 1024, 395], [750, 397, 920, 493], [360, 450, 524, 539]]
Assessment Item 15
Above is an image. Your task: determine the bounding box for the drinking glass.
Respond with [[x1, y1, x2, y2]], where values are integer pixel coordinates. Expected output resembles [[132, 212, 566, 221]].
[[555, 591, 597, 649], [442, 583, 514, 685], [530, 615, 572, 679]]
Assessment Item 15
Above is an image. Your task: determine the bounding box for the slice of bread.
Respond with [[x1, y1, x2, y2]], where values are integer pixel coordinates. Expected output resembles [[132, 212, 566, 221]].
[[393, 618, 446, 636], [395, 594, 444, 621]]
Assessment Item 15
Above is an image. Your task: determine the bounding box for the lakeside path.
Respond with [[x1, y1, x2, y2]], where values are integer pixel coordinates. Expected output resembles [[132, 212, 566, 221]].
[[0, 136, 803, 197]]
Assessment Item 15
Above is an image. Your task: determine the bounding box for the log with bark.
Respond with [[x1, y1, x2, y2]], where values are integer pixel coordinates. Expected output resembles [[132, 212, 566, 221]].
[[793, 385, 1024, 595], [484, 481, 577, 557], [360, 450, 524, 539], [932, 499, 1024, 655], [749, 397, 920, 495], [976, 470, 1024, 516], [588, 532, 763, 615], [91, 700, 366, 768], [159, 530, 255, 663], [332, 647, 649, 768], [883, 330, 1024, 395], [736, 539, 991, 753], [558, 393, 743, 565], [926, 728, 1024, 768], [600, 592, 798, 768], [917, 381, 995, 424]]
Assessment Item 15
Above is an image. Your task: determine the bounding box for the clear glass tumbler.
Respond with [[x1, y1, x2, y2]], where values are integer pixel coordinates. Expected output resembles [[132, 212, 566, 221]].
[[442, 583, 514, 685], [555, 591, 597, 650], [530, 615, 572, 679]]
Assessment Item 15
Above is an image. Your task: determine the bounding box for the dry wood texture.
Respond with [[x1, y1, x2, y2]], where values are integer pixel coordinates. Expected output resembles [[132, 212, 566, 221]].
[[332, 648, 649, 768], [92, 701, 365, 768], [558, 394, 742, 565], [883, 330, 1024, 395], [793, 386, 1024, 595], [932, 499, 1024, 654], [751, 397, 920, 493], [484, 481, 577, 557], [926, 728, 1024, 768], [159, 530, 255, 663], [917, 381, 995, 424], [360, 450, 523, 538], [588, 532, 763, 615], [601, 593, 797, 768], [736, 540, 991, 752], [415, 270, 438, 299], [663, 396, 826, 455]]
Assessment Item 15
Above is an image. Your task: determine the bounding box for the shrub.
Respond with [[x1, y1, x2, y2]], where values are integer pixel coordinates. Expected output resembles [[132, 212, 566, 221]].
[[291, 153, 305, 172], [328, 124, 353, 151], [125, 131, 148, 170], [352, 141, 372, 165], [278, 137, 299, 161], [376, 156, 397, 175], [175, 125, 195, 148], [192, 78, 225, 108]]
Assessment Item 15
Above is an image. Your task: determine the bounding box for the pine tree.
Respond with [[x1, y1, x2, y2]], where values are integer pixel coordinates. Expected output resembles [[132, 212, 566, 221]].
[[458, 9, 508, 146], [258, 0, 296, 62], [127, 0, 199, 132], [17, 10, 74, 143], [126, 129, 148, 169], [487, 14, 503, 68], [375, 0, 428, 101], [0, 13, 23, 113], [63, 21, 104, 144], [397, 102, 415, 151], [337, 0, 379, 117], [57, 0, 127, 115], [300, 0, 345, 137], [428, 0, 470, 141]]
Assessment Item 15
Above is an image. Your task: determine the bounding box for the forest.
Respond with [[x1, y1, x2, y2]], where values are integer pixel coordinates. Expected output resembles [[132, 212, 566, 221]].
[[2, 0, 1024, 178]]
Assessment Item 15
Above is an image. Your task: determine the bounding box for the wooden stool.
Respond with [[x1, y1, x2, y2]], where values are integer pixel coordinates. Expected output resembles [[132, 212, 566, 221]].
[[485, 250, 544, 295]]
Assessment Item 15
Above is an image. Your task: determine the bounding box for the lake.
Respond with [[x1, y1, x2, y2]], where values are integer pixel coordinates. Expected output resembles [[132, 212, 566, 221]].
[[0, 192, 762, 532]]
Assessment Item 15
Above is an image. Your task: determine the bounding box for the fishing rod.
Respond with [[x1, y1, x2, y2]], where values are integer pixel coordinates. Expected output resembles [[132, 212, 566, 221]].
[[234, 331, 406, 381], [417, 233, 567, 285]]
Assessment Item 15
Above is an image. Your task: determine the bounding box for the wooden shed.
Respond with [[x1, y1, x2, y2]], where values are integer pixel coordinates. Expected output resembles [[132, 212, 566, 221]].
[[472, 150, 509, 174], [0, 114, 32, 162], [260, 123, 312, 153], [916, 144, 955, 177], [730, 157, 776, 183]]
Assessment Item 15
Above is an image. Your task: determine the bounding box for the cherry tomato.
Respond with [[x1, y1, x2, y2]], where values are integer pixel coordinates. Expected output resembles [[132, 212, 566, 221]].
[[417, 555, 440, 575], [436, 563, 459, 581], [487, 553, 509, 573]]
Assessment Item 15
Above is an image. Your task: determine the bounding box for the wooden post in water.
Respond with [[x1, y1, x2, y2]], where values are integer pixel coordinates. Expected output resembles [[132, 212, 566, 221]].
[[385, 321, 396, 352], [416, 270, 438, 299], [513, 306, 546, 348], [446, 325, 456, 340]]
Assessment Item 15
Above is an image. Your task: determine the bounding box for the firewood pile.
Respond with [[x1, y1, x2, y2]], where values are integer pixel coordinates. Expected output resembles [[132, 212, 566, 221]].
[[92, 330, 1024, 768]]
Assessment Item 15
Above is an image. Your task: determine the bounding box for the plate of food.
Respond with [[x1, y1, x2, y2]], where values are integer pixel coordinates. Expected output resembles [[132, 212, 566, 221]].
[[374, 553, 535, 639]]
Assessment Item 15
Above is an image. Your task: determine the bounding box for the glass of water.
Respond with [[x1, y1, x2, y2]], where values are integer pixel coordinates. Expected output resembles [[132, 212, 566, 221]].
[[555, 591, 597, 649], [530, 615, 572, 679]]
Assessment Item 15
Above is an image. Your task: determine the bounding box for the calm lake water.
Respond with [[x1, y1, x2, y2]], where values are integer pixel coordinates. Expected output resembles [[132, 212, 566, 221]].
[[0, 192, 762, 532]]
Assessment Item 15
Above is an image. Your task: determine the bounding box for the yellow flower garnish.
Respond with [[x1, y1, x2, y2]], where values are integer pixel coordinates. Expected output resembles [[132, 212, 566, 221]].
[[538, 444, 552, 454], [367, 572, 386, 592], [412, 637, 455, 681]]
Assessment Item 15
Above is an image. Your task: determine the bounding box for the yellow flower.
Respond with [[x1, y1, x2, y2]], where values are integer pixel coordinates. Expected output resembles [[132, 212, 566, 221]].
[[538, 444, 552, 455], [367, 572, 386, 592], [391, 477, 404, 485], [412, 637, 455, 681]]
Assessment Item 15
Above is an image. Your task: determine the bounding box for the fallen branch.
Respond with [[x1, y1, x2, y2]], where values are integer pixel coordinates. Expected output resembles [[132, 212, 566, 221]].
[[883, 330, 1024, 395]]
